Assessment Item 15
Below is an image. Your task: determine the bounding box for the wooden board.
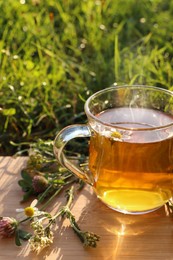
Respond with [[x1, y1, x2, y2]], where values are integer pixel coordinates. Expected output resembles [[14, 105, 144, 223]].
[[0, 156, 173, 260]]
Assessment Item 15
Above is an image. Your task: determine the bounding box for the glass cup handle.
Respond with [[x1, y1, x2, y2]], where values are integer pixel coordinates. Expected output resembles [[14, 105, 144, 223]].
[[53, 124, 92, 185]]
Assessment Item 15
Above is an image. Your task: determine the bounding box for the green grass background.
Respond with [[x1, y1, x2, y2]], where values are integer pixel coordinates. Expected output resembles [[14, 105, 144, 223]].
[[0, 0, 173, 155]]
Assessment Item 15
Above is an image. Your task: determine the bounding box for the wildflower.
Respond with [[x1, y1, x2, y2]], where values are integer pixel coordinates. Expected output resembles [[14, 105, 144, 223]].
[[16, 199, 41, 221], [32, 175, 49, 193], [82, 231, 100, 248], [110, 130, 132, 142], [29, 220, 54, 253], [64, 206, 100, 248], [111, 131, 122, 140], [0, 217, 18, 238]]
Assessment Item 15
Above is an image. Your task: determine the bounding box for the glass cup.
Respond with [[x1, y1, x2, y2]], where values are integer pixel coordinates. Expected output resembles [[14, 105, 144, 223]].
[[53, 85, 173, 214]]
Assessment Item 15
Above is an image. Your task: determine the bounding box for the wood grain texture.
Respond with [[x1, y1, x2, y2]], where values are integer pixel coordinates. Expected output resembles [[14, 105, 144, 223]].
[[0, 157, 173, 260]]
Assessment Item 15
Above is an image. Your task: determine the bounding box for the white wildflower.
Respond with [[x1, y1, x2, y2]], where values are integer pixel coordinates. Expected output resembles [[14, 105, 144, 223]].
[[29, 220, 54, 253], [16, 199, 42, 221]]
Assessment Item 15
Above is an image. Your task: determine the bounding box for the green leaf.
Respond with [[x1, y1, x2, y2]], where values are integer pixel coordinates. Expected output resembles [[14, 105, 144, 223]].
[[21, 170, 32, 183], [22, 190, 34, 202], [24, 60, 35, 70], [15, 229, 22, 246], [114, 35, 120, 80], [18, 229, 32, 241], [18, 179, 31, 190], [2, 108, 16, 116]]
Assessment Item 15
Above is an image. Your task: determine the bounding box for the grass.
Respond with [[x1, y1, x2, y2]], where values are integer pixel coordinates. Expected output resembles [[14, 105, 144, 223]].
[[0, 0, 173, 155]]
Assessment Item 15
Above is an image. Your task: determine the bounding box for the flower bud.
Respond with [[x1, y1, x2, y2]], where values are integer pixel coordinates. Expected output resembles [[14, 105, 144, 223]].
[[0, 217, 18, 238], [32, 175, 49, 193]]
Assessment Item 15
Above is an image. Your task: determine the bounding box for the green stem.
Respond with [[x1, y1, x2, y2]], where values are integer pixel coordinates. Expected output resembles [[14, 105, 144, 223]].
[[53, 186, 74, 220], [39, 186, 63, 211], [66, 186, 74, 208], [36, 184, 53, 204], [19, 217, 30, 224], [19, 187, 63, 224]]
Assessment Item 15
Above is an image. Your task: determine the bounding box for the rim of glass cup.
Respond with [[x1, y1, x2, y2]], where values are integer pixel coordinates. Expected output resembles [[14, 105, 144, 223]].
[[84, 85, 173, 131]]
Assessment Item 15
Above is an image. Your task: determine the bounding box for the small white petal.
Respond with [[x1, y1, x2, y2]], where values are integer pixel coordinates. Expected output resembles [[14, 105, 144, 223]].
[[31, 199, 38, 207], [16, 212, 26, 221], [16, 208, 24, 212]]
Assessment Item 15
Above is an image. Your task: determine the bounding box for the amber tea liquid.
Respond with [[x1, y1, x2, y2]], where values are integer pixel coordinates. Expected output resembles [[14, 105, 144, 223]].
[[89, 107, 173, 214]]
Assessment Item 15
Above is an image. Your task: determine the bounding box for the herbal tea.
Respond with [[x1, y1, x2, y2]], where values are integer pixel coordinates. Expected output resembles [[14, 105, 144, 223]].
[[89, 107, 173, 213], [54, 85, 173, 214]]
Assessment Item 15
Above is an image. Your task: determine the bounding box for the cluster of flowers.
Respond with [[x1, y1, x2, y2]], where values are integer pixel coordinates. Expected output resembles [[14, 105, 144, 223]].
[[0, 188, 99, 254], [0, 199, 54, 253], [0, 149, 99, 254], [0, 217, 18, 238]]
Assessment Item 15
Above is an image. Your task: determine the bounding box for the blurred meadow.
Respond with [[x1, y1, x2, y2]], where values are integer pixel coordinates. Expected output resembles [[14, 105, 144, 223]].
[[0, 0, 173, 155]]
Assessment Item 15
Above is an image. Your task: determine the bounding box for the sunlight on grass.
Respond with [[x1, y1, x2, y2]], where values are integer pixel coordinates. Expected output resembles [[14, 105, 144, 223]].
[[0, 0, 173, 154]]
